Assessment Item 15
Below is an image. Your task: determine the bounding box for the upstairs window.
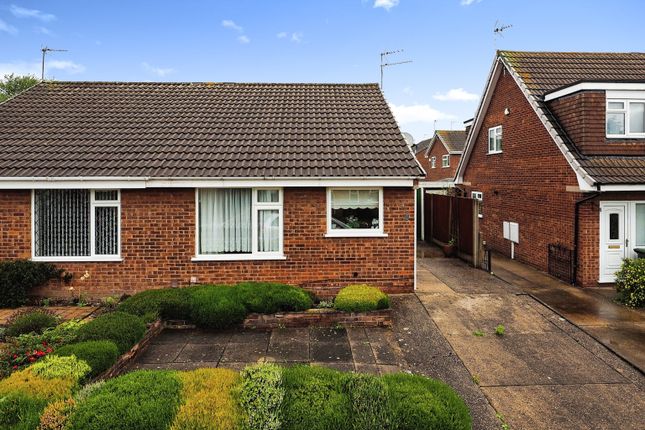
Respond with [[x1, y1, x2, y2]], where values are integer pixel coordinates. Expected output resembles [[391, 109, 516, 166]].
[[442, 154, 450, 168], [488, 126, 503, 154], [33, 189, 120, 260], [607, 99, 645, 137], [430, 156, 436, 168]]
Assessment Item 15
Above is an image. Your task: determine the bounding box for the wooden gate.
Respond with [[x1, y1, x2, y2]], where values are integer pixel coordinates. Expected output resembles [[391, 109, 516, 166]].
[[423, 193, 479, 263]]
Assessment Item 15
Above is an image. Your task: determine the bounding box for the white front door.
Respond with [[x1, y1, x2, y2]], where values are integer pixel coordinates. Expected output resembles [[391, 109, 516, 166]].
[[600, 204, 627, 283]]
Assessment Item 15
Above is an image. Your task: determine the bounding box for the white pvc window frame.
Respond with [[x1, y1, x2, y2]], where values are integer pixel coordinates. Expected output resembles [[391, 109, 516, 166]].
[[488, 125, 503, 154], [193, 188, 285, 261], [471, 191, 483, 201], [325, 187, 387, 238], [31, 189, 122, 262], [442, 154, 450, 168], [430, 156, 436, 168], [606, 99, 645, 138]]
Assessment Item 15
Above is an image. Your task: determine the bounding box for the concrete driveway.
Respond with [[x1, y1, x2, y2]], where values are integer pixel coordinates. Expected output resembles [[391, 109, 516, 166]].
[[397, 254, 645, 430]]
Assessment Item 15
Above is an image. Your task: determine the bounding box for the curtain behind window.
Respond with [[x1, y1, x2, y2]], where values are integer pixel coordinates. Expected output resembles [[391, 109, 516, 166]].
[[200, 189, 252, 254], [34, 190, 91, 257]]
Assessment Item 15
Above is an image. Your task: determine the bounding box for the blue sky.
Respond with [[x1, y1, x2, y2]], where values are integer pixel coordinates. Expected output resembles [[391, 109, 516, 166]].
[[1, 0, 644, 141]]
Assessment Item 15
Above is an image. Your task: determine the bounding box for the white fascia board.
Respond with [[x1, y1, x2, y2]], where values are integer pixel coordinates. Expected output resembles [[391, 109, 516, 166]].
[[599, 184, 645, 192], [0, 177, 416, 189], [544, 82, 645, 102], [455, 56, 502, 184], [418, 180, 455, 188]]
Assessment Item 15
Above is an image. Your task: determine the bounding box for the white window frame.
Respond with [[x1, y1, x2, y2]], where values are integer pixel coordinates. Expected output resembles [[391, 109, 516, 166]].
[[31, 189, 122, 262], [606, 99, 645, 138], [193, 188, 285, 261], [442, 154, 450, 168], [325, 187, 386, 238], [471, 191, 483, 201], [488, 125, 503, 154], [430, 156, 436, 168]]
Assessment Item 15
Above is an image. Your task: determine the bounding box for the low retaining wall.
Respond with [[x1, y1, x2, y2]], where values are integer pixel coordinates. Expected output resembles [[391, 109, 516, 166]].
[[95, 319, 163, 381], [243, 308, 392, 329]]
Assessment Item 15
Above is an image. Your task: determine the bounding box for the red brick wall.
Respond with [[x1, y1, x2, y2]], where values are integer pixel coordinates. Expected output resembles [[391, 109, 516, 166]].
[[420, 138, 460, 182], [0, 187, 414, 298], [548, 91, 645, 155], [461, 67, 584, 276]]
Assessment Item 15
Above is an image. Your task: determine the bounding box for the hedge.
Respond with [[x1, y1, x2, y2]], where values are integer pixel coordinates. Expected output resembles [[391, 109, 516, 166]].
[[239, 363, 285, 430], [4, 309, 60, 338], [615, 258, 645, 308], [118, 288, 194, 322], [334, 285, 389, 313], [347, 373, 391, 430], [0, 260, 63, 308], [54, 340, 120, 379], [76, 312, 146, 354]]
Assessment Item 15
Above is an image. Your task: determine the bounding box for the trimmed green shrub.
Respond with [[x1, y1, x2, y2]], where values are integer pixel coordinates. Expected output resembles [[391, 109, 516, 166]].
[[5, 308, 60, 337], [234, 282, 313, 314], [171, 368, 243, 430], [383, 373, 471, 430], [281, 365, 352, 430], [37, 397, 76, 430], [239, 363, 285, 430], [615, 258, 645, 308], [54, 340, 119, 378], [190, 286, 247, 329], [40, 319, 86, 347], [118, 288, 193, 321], [76, 312, 146, 354], [0, 368, 76, 402], [334, 285, 389, 313], [347, 373, 391, 430], [0, 260, 63, 308], [67, 370, 182, 430], [0, 391, 48, 430], [30, 355, 91, 382]]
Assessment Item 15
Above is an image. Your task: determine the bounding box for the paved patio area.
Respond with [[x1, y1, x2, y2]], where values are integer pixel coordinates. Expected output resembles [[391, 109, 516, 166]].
[[129, 326, 405, 375], [406, 249, 645, 430], [0, 306, 97, 325]]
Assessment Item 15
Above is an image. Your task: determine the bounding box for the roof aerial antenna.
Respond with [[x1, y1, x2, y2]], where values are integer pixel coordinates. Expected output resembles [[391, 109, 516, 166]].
[[41, 46, 68, 81], [493, 20, 513, 49], [380, 49, 412, 90]]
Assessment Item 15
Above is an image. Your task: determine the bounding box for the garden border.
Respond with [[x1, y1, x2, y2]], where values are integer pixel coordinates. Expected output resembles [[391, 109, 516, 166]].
[[243, 308, 392, 329]]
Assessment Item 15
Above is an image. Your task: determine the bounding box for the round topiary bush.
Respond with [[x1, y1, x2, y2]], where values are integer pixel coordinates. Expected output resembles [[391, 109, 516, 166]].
[[615, 258, 645, 308], [66, 370, 182, 430], [118, 288, 194, 321], [76, 312, 146, 354], [54, 340, 120, 378], [234, 282, 313, 314], [5, 308, 60, 337], [190, 286, 247, 329], [334, 284, 389, 313], [383, 373, 472, 430]]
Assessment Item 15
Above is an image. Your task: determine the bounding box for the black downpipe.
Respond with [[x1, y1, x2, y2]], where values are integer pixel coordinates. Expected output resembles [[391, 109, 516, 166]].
[[573, 191, 601, 285]]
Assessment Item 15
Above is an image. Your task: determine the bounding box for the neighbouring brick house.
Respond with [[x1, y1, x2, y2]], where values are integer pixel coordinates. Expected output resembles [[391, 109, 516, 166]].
[[0, 82, 424, 298], [416, 128, 468, 192], [456, 51, 645, 287]]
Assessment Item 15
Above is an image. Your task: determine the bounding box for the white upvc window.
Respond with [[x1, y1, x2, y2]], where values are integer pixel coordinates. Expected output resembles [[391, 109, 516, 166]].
[[326, 188, 386, 237], [488, 126, 503, 154], [606, 99, 645, 137], [471, 191, 483, 201], [194, 188, 284, 261], [442, 154, 450, 168], [431, 156, 436, 168], [32, 189, 121, 262]]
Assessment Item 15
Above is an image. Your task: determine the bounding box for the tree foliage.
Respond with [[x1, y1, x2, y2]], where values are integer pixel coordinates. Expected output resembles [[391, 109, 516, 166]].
[[0, 73, 38, 102]]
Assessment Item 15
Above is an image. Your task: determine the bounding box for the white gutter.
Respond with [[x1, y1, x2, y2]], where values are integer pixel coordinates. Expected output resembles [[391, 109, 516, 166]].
[[544, 82, 645, 102]]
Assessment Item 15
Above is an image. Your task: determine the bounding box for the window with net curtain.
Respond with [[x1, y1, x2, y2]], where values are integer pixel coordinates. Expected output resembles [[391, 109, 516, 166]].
[[198, 188, 281, 255], [330, 189, 380, 230], [33, 190, 120, 258]]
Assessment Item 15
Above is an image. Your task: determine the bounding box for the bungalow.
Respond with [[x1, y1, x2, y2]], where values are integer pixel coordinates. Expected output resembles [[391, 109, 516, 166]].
[[456, 51, 645, 287], [0, 82, 424, 298]]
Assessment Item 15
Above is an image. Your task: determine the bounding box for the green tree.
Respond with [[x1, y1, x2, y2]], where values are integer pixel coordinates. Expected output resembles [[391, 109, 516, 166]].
[[0, 74, 39, 103]]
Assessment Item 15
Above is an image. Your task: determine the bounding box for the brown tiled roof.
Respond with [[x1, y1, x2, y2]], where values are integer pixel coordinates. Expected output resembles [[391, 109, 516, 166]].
[[436, 130, 467, 153], [500, 51, 645, 185], [415, 138, 432, 154], [0, 82, 423, 178]]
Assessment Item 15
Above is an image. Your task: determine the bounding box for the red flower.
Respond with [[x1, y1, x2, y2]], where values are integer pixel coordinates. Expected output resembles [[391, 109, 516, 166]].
[[28, 357, 36, 362], [12, 365, 18, 370], [46, 347, 53, 353], [12, 354, 17, 359]]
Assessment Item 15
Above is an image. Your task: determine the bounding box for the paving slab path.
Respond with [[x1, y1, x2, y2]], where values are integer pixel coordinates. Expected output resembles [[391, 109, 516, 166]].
[[406, 255, 645, 430]]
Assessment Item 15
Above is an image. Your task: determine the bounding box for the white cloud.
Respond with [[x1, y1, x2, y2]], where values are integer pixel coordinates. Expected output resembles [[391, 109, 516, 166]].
[[237, 35, 250, 44], [0, 60, 85, 77], [142, 62, 174, 77], [402, 86, 413, 96], [291, 32, 303, 43], [221, 19, 243, 32], [460, 0, 482, 5], [433, 88, 478, 101], [374, 0, 400, 10], [277, 32, 303, 43], [389, 103, 455, 125], [10, 4, 56, 22], [276, 32, 287, 39], [34, 26, 52, 35], [0, 19, 18, 34]]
